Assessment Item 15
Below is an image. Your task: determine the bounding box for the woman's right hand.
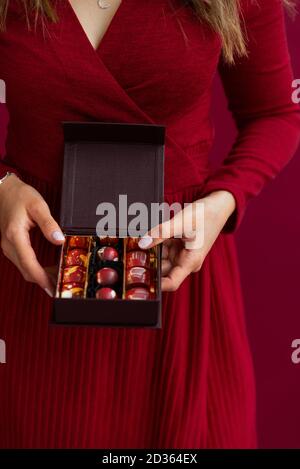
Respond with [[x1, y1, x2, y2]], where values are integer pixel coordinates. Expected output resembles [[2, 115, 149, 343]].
[[0, 174, 65, 296]]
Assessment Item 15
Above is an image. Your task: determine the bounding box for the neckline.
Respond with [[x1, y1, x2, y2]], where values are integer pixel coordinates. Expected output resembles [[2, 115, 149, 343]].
[[66, 0, 126, 55]]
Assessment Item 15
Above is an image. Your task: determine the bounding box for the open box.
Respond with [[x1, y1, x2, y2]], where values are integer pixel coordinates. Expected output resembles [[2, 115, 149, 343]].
[[52, 121, 165, 328]]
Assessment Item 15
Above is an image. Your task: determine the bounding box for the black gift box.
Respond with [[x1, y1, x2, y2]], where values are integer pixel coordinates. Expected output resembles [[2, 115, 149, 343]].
[[52, 122, 165, 328]]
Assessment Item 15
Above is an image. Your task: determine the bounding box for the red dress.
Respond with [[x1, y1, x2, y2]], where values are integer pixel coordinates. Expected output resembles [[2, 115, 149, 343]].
[[0, 0, 299, 448]]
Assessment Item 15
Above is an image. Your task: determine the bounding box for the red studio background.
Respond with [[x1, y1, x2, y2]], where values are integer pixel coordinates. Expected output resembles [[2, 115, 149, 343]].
[[0, 11, 299, 449]]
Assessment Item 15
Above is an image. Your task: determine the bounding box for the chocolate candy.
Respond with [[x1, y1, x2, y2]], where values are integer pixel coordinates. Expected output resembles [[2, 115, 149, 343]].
[[61, 283, 84, 298], [126, 250, 150, 269], [68, 236, 89, 249], [125, 287, 150, 300], [98, 236, 118, 246], [97, 246, 119, 262], [63, 266, 86, 284], [96, 287, 117, 300], [96, 267, 118, 286], [65, 248, 88, 267], [126, 237, 141, 251], [126, 267, 151, 289]]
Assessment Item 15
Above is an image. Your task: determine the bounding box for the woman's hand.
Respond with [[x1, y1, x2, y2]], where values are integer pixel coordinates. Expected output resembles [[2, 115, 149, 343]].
[[0, 174, 65, 296], [138, 190, 236, 292]]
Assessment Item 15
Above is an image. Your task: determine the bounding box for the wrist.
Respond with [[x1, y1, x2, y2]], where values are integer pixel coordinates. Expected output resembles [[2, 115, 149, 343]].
[[0, 173, 22, 200], [0, 172, 20, 187], [198, 190, 236, 222]]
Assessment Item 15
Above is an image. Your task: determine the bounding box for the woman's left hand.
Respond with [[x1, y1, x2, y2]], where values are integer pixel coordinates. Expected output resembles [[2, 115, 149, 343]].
[[138, 190, 236, 292]]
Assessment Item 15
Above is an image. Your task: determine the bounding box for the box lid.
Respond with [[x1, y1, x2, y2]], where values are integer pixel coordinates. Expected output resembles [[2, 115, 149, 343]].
[[60, 122, 165, 236]]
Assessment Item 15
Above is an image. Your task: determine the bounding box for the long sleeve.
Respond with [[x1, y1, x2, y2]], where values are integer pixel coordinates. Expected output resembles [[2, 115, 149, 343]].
[[202, 0, 300, 232], [0, 110, 20, 179], [0, 158, 20, 178]]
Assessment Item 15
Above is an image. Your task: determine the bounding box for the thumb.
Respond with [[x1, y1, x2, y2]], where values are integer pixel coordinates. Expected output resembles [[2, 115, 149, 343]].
[[29, 200, 65, 245], [138, 214, 184, 249]]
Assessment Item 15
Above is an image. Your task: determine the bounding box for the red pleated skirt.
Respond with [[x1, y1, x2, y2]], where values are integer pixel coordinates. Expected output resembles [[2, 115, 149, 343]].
[[0, 171, 257, 448]]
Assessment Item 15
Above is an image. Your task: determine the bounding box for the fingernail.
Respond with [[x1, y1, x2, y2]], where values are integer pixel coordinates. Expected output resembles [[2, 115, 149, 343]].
[[138, 235, 153, 249], [52, 230, 65, 242], [45, 288, 53, 297]]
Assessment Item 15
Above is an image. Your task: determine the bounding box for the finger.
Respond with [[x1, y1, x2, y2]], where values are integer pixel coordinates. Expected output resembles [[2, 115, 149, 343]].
[[139, 201, 205, 250], [161, 265, 190, 292], [12, 229, 55, 294], [28, 200, 65, 245], [162, 258, 172, 276], [184, 233, 204, 251], [138, 213, 184, 250], [162, 243, 169, 260], [45, 265, 59, 289], [6, 243, 54, 296]]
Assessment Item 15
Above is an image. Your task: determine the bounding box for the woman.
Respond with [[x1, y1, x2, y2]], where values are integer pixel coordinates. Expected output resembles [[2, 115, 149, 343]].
[[0, 0, 299, 448]]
